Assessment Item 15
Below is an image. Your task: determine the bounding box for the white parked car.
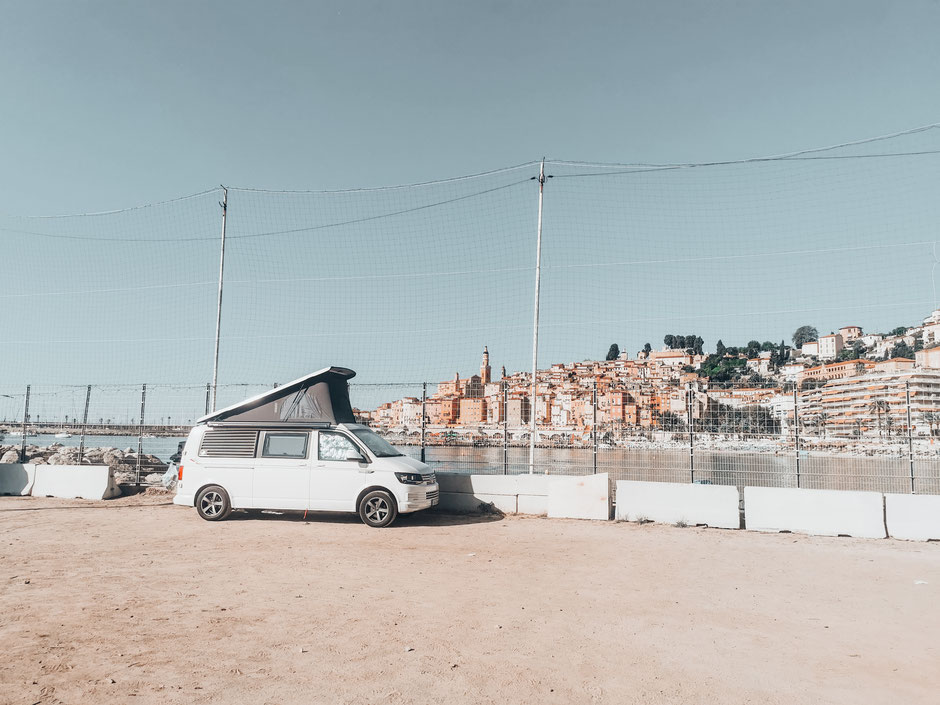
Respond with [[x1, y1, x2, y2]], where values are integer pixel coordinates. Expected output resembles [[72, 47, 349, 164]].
[[173, 367, 438, 528]]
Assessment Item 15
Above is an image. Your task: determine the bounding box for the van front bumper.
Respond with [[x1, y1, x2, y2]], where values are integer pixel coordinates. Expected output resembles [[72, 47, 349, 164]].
[[398, 483, 440, 513]]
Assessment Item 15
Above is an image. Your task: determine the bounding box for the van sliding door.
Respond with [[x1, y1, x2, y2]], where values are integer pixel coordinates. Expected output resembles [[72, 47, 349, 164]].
[[252, 431, 311, 511]]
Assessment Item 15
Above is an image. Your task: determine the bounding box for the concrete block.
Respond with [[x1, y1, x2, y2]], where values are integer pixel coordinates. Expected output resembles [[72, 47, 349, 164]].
[[615, 480, 739, 529], [0, 464, 35, 496], [437, 492, 516, 514], [548, 473, 610, 521], [885, 494, 940, 541], [436, 473, 552, 496], [516, 494, 548, 516], [31, 465, 122, 500], [744, 486, 885, 539]]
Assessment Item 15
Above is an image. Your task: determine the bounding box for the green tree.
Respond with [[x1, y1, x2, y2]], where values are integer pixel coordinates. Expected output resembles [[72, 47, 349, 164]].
[[890, 326, 908, 337], [605, 343, 620, 361], [716, 339, 726, 357], [664, 334, 676, 349], [890, 342, 914, 359], [693, 336, 704, 355], [792, 325, 818, 348], [643, 342, 652, 354]]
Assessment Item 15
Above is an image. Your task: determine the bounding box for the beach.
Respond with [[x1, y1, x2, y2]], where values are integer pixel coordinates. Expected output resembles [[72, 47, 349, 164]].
[[1, 493, 938, 704]]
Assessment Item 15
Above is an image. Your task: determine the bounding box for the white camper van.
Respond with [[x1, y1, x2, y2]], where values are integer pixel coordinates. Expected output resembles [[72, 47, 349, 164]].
[[173, 367, 438, 528]]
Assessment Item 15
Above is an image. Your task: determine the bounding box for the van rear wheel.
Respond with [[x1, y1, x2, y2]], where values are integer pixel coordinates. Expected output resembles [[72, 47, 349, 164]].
[[196, 485, 231, 521], [358, 490, 397, 528]]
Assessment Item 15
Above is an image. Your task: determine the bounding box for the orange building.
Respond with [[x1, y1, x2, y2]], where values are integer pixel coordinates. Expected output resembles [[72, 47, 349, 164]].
[[459, 398, 487, 425]]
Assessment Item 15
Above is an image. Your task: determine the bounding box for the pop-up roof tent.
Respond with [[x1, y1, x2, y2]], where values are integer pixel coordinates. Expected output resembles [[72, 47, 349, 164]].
[[198, 367, 356, 425]]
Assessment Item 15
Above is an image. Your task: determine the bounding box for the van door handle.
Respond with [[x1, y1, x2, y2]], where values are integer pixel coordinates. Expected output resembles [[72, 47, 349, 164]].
[[316, 463, 325, 467]]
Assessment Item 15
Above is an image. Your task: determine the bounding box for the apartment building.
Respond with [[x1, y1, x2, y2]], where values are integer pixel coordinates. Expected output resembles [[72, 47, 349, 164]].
[[818, 333, 844, 361], [838, 326, 862, 342], [798, 359, 875, 386], [803, 369, 940, 436]]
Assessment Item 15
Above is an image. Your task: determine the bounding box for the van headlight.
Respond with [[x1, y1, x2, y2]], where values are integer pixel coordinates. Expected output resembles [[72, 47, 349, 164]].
[[395, 472, 424, 485]]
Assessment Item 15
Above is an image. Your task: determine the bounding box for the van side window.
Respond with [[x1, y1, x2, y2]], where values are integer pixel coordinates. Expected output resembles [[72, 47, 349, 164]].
[[261, 432, 309, 459], [319, 432, 358, 461]]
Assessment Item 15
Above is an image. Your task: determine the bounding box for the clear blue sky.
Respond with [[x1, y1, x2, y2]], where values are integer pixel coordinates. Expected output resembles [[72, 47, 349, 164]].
[[3, 1, 939, 213], [3, 1, 940, 418]]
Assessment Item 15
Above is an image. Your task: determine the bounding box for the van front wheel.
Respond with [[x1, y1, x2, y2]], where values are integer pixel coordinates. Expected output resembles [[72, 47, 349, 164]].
[[358, 490, 397, 528], [196, 485, 231, 521]]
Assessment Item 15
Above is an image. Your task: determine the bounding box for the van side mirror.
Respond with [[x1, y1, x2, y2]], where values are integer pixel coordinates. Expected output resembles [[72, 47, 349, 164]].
[[345, 450, 366, 463]]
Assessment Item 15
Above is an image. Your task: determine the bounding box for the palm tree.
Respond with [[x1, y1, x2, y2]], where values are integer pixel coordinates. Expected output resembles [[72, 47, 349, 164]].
[[925, 411, 938, 437], [869, 399, 889, 438]]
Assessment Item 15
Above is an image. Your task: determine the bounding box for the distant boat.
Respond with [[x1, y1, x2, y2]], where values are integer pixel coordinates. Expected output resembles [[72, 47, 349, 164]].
[[54, 432, 72, 438], [8, 431, 25, 437]]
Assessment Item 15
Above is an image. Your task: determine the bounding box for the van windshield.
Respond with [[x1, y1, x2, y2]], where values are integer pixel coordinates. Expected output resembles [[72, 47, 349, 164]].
[[350, 427, 403, 458]]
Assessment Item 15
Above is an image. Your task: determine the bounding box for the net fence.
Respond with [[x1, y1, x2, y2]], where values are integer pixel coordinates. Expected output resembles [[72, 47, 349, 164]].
[[4, 126, 940, 491]]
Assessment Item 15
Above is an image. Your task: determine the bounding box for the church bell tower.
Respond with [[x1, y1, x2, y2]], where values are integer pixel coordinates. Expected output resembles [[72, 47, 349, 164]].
[[480, 346, 492, 385]]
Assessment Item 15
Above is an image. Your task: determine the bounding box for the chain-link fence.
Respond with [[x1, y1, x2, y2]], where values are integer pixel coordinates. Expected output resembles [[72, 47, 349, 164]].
[[3, 378, 938, 494]]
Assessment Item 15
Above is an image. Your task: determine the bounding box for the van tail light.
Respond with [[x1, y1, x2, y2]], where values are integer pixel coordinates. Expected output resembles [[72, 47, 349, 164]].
[[178, 465, 184, 481]]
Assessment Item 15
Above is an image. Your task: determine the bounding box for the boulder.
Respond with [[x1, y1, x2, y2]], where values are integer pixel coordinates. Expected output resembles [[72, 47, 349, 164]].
[[0, 449, 21, 464], [102, 449, 124, 467]]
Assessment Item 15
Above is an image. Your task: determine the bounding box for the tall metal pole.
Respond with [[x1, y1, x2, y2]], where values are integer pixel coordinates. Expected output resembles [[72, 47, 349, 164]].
[[687, 387, 694, 483], [529, 159, 545, 475], [420, 382, 427, 464], [793, 387, 801, 488], [205, 383, 211, 417], [78, 385, 91, 464], [592, 379, 598, 475], [906, 381, 915, 493], [136, 384, 146, 486], [211, 186, 228, 413], [19, 385, 30, 462], [503, 382, 509, 475]]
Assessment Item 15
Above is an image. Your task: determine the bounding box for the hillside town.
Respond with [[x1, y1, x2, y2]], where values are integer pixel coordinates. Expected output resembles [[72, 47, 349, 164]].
[[358, 307, 940, 444]]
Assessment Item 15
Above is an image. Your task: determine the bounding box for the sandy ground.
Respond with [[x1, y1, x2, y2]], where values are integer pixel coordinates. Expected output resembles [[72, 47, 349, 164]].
[[1, 494, 938, 705]]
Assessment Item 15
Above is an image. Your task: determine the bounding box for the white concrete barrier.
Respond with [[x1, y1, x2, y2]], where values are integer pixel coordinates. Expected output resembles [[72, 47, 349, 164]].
[[744, 486, 885, 539], [0, 464, 36, 496], [885, 494, 940, 541], [31, 465, 122, 500], [548, 473, 610, 521], [517, 494, 549, 515], [435, 473, 553, 515], [438, 492, 518, 514], [615, 480, 739, 529]]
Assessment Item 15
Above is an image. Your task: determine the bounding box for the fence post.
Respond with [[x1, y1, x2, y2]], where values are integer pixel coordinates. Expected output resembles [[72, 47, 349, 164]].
[[503, 382, 509, 475], [687, 386, 694, 483], [136, 384, 146, 486], [19, 385, 30, 462], [907, 381, 915, 493], [78, 385, 91, 464], [592, 380, 598, 475], [420, 382, 427, 464], [793, 387, 801, 488]]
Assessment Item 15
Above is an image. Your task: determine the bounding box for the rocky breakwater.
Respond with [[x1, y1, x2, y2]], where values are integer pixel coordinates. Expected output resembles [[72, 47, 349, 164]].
[[0, 444, 169, 485]]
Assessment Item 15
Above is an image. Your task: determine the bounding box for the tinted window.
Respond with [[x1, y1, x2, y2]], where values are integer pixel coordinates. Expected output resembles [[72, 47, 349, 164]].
[[319, 432, 359, 461], [261, 432, 309, 458]]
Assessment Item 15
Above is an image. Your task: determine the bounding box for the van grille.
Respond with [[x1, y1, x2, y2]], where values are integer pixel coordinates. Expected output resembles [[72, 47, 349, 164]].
[[198, 429, 258, 458], [426, 489, 439, 502]]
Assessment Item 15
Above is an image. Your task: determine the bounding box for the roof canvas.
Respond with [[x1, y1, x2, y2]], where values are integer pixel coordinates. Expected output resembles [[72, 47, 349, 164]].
[[198, 366, 357, 425]]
